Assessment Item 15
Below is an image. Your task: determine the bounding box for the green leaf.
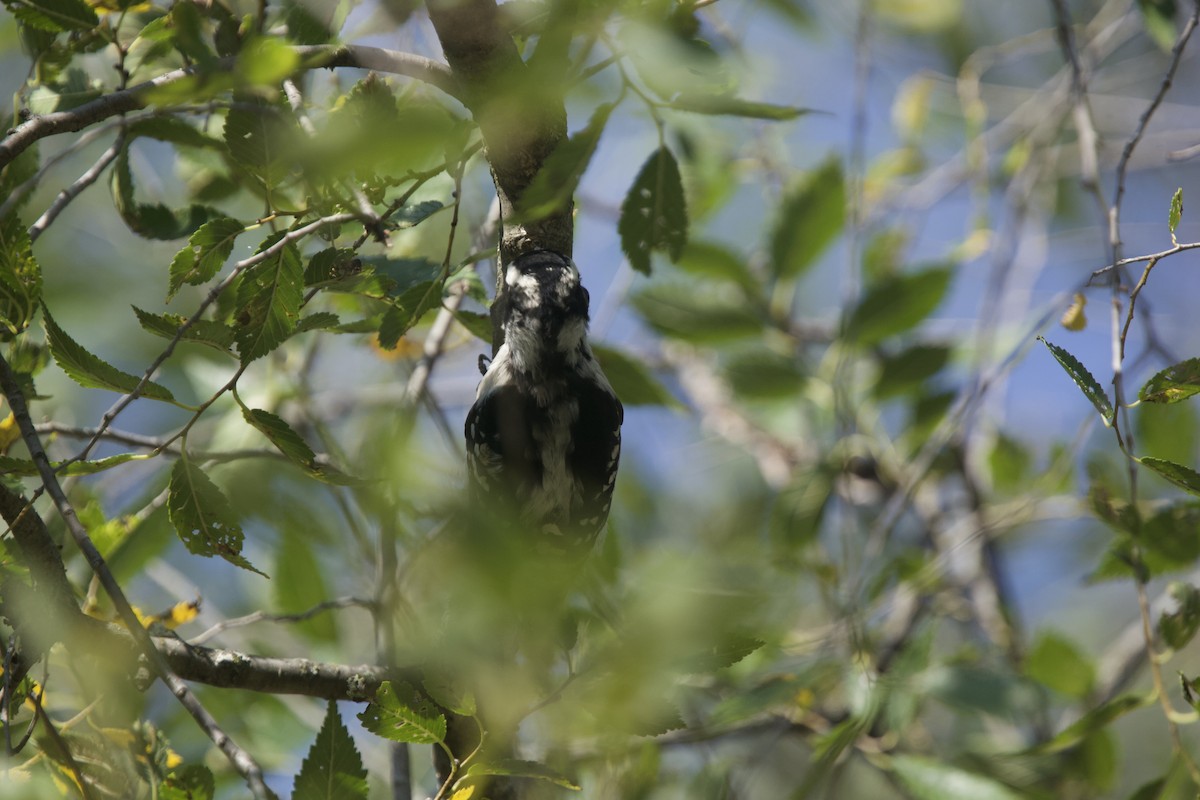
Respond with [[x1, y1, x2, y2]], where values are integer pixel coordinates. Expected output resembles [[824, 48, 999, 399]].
[[0, 213, 41, 339], [1140, 502, 1200, 574], [422, 674, 477, 717], [1030, 693, 1153, 754], [846, 265, 953, 346], [293, 701, 368, 800], [519, 103, 613, 222], [1138, 401, 1197, 465], [770, 156, 844, 279], [166, 459, 264, 575], [110, 142, 219, 240], [453, 310, 492, 343], [1026, 631, 1095, 698], [161, 765, 215, 800], [666, 94, 815, 120], [237, 35, 301, 86], [1039, 337, 1115, 424], [1159, 583, 1200, 650], [770, 469, 832, 556], [1138, 0, 1179, 51], [4, 0, 98, 32], [43, 306, 175, 402], [275, 527, 335, 641], [168, 217, 245, 299], [295, 312, 340, 334], [618, 146, 689, 275], [235, 233, 304, 362], [592, 344, 681, 408], [461, 760, 580, 791], [132, 306, 236, 353], [223, 99, 299, 191], [674, 240, 758, 292], [358, 681, 446, 745], [1140, 457, 1200, 497], [988, 433, 1031, 494], [1139, 358, 1200, 403], [1169, 188, 1183, 237], [874, 344, 951, 399], [890, 755, 1022, 800], [377, 281, 442, 349], [242, 407, 317, 468], [724, 348, 806, 399], [0, 452, 141, 476], [630, 284, 762, 343], [284, 0, 335, 45]]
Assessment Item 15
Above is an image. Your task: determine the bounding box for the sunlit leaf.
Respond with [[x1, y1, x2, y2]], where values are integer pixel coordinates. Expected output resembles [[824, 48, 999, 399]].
[[890, 755, 1021, 800], [770, 156, 844, 280], [461, 760, 580, 791], [358, 681, 446, 745], [0, 213, 41, 339], [4, 0, 98, 32], [1140, 457, 1200, 497], [235, 233, 304, 362], [666, 95, 815, 120], [166, 459, 265, 575], [1029, 693, 1153, 754], [1159, 583, 1200, 651], [1139, 358, 1200, 404], [1169, 187, 1183, 238], [0, 452, 141, 476], [618, 146, 689, 275], [133, 306, 236, 354], [1025, 631, 1095, 698], [161, 765, 214, 800], [293, 701, 368, 800], [1039, 337, 1114, 424], [168, 217, 245, 299], [242, 407, 317, 468], [1138, 0, 1179, 50], [43, 306, 175, 401]]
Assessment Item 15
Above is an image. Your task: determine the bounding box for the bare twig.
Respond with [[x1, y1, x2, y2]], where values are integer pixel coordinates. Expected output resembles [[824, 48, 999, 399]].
[[190, 596, 376, 645], [27, 129, 126, 241]]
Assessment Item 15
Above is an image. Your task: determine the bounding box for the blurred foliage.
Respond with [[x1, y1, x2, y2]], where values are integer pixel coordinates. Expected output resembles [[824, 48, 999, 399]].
[[3, 0, 1200, 799]]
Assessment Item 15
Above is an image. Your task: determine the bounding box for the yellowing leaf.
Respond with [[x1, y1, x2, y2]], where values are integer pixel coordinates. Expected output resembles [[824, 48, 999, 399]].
[[1061, 292, 1087, 331], [0, 411, 19, 453], [450, 787, 477, 800]]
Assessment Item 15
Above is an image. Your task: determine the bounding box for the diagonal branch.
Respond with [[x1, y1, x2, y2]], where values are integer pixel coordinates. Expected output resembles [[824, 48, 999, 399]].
[[0, 44, 457, 173]]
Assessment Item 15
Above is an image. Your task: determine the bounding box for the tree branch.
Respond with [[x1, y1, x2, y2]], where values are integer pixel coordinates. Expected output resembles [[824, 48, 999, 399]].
[[0, 44, 457, 173]]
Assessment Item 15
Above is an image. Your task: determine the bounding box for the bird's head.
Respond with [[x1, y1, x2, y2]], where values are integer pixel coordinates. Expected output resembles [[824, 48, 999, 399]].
[[500, 251, 591, 362]]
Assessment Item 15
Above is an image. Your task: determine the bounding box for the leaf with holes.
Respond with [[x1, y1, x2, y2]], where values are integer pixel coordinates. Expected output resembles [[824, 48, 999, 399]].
[[0, 213, 41, 340], [43, 306, 175, 402], [168, 217, 244, 299], [293, 701, 368, 800], [1139, 358, 1200, 404], [1140, 457, 1200, 497], [235, 233, 304, 362], [167, 459, 264, 575], [358, 681, 446, 745], [618, 146, 689, 275], [133, 306, 235, 354], [1039, 337, 1114, 424]]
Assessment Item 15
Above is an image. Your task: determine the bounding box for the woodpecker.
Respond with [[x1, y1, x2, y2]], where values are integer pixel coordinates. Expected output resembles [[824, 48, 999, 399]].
[[464, 251, 623, 554]]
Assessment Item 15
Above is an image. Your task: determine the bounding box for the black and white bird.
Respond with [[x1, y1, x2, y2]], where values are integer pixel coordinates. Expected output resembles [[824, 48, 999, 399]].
[[464, 251, 623, 555]]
